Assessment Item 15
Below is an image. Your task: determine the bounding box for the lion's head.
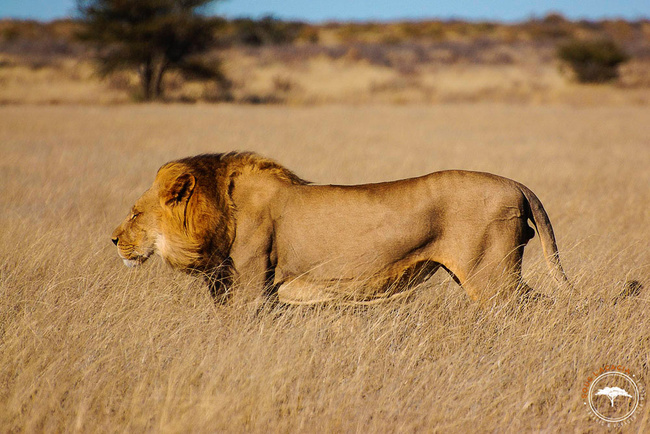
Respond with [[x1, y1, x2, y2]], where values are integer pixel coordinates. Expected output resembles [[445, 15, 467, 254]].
[[112, 155, 237, 273], [111, 185, 162, 268], [112, 153, 306, 274]]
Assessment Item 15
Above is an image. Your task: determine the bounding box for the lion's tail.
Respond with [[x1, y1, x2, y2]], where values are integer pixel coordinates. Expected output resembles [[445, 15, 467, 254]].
[[518, 184, 573, 291]]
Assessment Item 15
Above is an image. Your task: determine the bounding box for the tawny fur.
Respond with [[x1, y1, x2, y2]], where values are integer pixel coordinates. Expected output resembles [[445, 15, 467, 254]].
[[112, 152, 571, 305]]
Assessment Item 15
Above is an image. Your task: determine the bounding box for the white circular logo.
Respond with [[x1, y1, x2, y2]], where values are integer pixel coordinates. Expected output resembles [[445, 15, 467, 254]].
[[586, 371, 643, 424]]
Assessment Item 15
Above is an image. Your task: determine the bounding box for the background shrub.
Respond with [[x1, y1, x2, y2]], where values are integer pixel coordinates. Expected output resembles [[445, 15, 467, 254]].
[[557, 39, 629, 83]]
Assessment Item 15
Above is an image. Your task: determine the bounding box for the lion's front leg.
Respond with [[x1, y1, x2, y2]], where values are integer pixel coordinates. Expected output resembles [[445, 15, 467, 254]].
[[231, 257, 277, 307], [203, 259, 235, 304], [226, 232, 279, 309], [228, 212, 276, 306]]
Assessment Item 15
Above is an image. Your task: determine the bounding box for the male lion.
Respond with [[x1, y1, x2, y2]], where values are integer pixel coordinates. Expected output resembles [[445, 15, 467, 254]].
[[112, 152, 571, 305]]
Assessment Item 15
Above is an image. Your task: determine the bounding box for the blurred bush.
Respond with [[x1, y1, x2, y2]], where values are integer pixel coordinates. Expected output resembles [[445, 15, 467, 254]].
[[557, 39, 629, 83], [228, 16, 314, 46]]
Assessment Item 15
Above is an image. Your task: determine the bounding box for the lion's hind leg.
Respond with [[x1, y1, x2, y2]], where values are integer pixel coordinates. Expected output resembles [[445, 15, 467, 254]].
[[436, 219, 536, 305], [469, 245, 526, 304]]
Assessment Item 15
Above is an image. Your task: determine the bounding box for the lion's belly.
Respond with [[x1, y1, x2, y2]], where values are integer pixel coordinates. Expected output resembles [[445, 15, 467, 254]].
[[272, 183, 441, 284]]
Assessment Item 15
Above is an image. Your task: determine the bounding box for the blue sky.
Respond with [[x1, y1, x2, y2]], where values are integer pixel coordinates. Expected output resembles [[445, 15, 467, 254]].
[[1, 0, 649, 22]]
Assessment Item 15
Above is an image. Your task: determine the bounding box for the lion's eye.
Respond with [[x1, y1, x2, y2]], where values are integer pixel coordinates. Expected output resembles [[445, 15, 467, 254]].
[[130, 212, 140, 221]]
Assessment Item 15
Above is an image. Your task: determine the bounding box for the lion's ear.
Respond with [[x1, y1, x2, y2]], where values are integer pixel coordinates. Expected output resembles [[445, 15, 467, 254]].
[[161, 173, 196, 208]]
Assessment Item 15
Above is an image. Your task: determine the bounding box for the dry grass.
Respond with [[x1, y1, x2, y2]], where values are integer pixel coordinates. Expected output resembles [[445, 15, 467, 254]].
[[216, 40, 650, 105], [1, 104, 649, 431], [0, 55, 130, 105], [3, 46, 650, 106]]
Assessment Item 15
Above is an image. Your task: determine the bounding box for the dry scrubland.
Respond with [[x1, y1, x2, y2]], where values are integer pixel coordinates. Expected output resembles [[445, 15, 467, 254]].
[[3, 40, 650, 106], [2, 18, 650, 105], [1, 104, 649, 431]]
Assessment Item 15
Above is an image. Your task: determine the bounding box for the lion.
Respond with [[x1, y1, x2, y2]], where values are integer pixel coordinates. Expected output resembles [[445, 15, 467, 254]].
[[111, 152, 572, 305]]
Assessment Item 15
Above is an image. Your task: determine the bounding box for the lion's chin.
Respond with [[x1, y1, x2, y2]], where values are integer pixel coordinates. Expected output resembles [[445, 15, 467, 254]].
[[119, 254, 151, 268], [122, 258, 141, 268]]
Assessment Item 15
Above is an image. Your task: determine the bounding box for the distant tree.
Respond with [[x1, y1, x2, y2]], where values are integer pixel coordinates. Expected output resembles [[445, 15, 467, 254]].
[[557, 39, 629, 83], [77, 0, 224, 100]]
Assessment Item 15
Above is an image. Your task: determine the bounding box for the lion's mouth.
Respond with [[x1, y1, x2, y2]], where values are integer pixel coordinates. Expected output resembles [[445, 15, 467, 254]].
[[117, 249, 152, 268], [122, 257, 147, 268]]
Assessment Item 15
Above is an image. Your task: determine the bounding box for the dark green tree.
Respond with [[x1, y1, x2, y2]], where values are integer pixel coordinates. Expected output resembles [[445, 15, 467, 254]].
[[77, 0, 224, 100]]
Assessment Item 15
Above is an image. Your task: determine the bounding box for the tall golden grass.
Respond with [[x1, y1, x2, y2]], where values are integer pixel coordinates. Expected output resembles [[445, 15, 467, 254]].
[[1, 104, 648, 431]]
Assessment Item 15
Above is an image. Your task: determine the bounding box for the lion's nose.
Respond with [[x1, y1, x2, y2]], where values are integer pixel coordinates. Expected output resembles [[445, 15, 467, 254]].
[[112, 237, 119, 246]]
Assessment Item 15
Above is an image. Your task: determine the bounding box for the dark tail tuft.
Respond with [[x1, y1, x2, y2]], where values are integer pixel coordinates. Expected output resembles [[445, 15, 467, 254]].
[[613, 280, 644, 304]]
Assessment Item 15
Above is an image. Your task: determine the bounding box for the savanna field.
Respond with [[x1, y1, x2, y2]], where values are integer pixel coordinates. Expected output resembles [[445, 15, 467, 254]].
[[0, 102, 649, 432]]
